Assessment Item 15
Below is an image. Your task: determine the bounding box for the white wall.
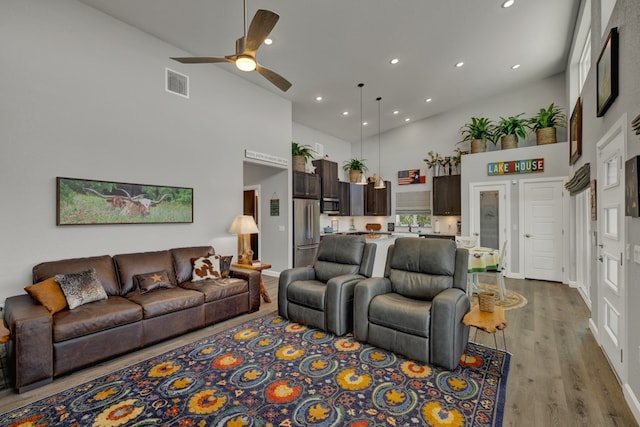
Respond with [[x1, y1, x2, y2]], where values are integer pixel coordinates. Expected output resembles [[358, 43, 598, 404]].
[[0, 0, 291, 303], [292, 122, 353, 179]]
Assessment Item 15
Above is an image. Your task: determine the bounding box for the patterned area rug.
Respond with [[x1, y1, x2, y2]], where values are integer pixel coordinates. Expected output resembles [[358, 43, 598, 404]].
[[1, 313, 510, 427], [471, 283, 528, 310]]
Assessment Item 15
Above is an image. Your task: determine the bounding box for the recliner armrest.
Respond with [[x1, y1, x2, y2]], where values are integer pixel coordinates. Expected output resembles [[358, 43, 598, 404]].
[[278, 266, 315, 318], [325, 274, 365, 336], [430, 288, 471, 370], [353, 277, 392, 341]]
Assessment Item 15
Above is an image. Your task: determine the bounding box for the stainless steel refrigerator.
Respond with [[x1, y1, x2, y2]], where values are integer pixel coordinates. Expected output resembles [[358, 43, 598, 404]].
[[293, 198, 320, 267]]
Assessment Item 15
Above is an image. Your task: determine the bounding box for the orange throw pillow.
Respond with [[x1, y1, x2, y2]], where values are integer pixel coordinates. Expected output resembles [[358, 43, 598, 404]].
[[24, 277, 68, 314]]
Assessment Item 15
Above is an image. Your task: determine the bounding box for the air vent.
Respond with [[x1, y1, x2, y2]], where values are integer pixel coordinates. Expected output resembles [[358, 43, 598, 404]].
[[166, 68, 189, 98]]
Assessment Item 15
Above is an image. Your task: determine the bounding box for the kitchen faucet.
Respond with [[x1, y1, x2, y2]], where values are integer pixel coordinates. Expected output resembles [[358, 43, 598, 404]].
[[408, 224, 412, 232]]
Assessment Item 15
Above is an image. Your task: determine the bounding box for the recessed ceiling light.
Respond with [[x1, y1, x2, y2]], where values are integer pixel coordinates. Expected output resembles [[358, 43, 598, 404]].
[[393, 110, 400, 115], [502, 0, 515, 8], [342, 111, 349, 116], [264, 38, 273, 45], [363, 121, 368, 126], [315, 96, 323, 101], [425, 98, 432, 103], [390, 58, 399, 65], [455, 61, 464, 68], [404, 118, 411, 122], [511, 64, 521, 70]]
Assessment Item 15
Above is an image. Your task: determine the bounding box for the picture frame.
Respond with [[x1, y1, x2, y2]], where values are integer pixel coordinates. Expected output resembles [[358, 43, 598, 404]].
[[596, 27, 619, 118], [56, 177, 194, 225], [570, 97, 582, 165]]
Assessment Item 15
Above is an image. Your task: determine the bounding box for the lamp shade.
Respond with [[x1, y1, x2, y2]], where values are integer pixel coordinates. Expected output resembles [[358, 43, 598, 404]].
[[228, 215, 259, 234]]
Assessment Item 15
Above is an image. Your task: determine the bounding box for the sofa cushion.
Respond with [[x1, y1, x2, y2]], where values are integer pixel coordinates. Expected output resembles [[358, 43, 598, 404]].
[[181, 278, 248, 303], [52, 296, 142, 342], [114, 251, 177, 295], [56, 269, 108, 310], [33, 255, 120, 296], [369, 293, 431, 338], [191, 255, 222, 281], [135, 270, 172, 294], [24, 277, 68, 314], [314, 235, 365, 283], [287, 280, 327, 311], [171, 246, 214, 284], [127, 287, 204, 319]]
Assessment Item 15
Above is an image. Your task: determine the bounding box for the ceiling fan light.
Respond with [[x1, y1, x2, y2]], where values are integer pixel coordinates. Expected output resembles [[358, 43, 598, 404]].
[[236, 56, 257, 72]]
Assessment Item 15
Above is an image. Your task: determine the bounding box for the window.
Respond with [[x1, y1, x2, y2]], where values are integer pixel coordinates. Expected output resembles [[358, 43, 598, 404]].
[[397, 213, 431, 227], [578, 29, 591, 92], [395, 191, 430, 226]]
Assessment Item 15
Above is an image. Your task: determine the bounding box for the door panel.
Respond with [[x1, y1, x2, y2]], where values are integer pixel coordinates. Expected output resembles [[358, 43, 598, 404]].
[[522, 180, 564, 282], [469, 183, 508, 256], [597, 125, 625, 380]]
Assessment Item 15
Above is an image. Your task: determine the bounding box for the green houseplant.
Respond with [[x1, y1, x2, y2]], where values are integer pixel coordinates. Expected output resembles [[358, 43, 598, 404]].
[[527, 103, 566, 145], [495, 114, 528, 150], [459, 117, 496, 153], [291, 142, 315, 172], [343, 158, 368, 183], [424, 151, 444, 176]]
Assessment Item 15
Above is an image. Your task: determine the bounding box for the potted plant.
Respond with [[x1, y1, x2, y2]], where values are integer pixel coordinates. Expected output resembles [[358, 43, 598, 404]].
[[450, 148, 463, 174], [343, 158, 368, 183], [527, 103, 566, 145], [424, 150, 444, 176], [291, 142, 315, 172], [495, 113, 528, 150], [459, 117, 496, 153]]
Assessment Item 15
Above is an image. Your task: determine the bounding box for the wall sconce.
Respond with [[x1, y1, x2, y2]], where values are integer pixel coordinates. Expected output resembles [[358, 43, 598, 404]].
[[228, 215, 259, 265]]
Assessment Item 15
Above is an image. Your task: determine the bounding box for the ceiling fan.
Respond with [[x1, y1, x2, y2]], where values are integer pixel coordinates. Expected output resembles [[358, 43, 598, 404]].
[[171, 0, 292, 92]]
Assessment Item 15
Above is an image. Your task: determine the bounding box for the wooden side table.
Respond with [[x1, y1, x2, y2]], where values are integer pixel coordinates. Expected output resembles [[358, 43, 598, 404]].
[[232, 262, 272, 303], [463, 305, 507, 351]]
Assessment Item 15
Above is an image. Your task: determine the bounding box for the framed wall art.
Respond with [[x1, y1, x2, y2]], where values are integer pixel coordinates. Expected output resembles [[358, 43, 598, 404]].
[[570, 97, 582, 165], [596, 27, 619, 117], [56, 177, 194, 225]]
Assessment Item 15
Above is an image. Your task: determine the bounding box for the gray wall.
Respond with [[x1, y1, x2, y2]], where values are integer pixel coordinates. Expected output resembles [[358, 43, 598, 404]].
[[0, 0, 292, 302]]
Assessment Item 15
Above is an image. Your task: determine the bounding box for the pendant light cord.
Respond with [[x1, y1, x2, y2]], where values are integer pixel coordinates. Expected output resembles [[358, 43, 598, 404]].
[[358, 83, 364, 161], [377, 97, 381, 177]]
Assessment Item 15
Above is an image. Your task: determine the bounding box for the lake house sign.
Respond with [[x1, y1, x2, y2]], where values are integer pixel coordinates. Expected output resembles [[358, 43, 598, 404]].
[[487, 158, 544, 176]]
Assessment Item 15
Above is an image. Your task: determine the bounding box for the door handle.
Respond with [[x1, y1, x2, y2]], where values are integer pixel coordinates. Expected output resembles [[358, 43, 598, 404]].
[[525, 234, 531, 238], [598, 256, 603, 262]]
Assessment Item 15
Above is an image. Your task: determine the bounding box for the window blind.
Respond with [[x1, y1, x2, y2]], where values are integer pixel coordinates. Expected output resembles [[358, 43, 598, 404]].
[[395, 190, 431, 213]]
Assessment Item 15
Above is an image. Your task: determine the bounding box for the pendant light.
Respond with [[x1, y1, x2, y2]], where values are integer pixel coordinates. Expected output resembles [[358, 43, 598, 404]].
[[356, 83, 368, 185], [374, 96, 386, 189]]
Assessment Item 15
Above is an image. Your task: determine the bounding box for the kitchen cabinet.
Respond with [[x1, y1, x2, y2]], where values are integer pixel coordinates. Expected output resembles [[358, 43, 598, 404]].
[[338, 182, 350, 216], [432, 175, 461, 216], [365, 181, 391, 216], [338, 182, 365, 216], [312, 159, 339, 199], [293, 171, 320, 199]]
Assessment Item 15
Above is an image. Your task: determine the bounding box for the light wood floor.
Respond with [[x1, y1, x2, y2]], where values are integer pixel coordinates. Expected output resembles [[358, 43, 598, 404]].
[[0, 275, 638, 426]]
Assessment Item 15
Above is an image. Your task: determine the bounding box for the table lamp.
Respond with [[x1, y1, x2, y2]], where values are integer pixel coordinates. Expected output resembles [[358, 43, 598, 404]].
[[228, 215, 259, 265]]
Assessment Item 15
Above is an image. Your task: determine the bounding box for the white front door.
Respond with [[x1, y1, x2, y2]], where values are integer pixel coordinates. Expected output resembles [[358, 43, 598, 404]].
[[469, 182, 509, 256], [521, 179, 564, 282], [596, 120, 626, 380]]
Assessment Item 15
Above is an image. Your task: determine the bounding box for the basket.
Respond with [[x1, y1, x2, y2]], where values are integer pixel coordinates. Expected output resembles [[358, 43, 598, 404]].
[[478, 291, 496, 312]]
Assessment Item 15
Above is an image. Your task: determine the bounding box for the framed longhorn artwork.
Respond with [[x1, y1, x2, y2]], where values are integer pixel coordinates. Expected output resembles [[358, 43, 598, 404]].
[[56, 177, 193, 225]]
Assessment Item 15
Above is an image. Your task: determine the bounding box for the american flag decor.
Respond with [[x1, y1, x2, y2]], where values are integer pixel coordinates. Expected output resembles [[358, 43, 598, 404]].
[[397, 169, 426, 185]]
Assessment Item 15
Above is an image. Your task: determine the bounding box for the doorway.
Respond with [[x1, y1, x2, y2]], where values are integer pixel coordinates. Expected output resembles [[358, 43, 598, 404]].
[[596, 117, 626, 381], [243, 186, 260, 261], [520, 178, 565, 282], [469, 182, 510, 269]]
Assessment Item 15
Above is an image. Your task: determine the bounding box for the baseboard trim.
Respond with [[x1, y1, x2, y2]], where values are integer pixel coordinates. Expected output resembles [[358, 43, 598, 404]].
[[263, 270, 280, 278], [624, 383, 640, 425], [589, 318, 598, 340]]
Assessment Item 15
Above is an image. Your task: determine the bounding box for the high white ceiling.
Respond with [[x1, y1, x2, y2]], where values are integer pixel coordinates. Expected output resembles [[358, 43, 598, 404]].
[[78, 0, 580, 143]]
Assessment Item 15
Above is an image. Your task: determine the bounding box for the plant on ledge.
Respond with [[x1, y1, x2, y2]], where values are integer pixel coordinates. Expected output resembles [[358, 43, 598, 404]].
[[343, 158, 368, 183], [292, 142, 315, 172], [459, 117, 496, 153], [423, 151, 444, 168], [527, 103, 566, 145], [495, 114, 528, 150]]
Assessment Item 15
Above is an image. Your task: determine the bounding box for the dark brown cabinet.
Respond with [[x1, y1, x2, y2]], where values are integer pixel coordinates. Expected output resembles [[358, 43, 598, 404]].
[[293, 171, 320, 199], [312, 159, 339, 199], [338, 182, 365, 216], [365, 181, 391, 216], [432, 175, 461, 216], [338, 182, 350, 216]]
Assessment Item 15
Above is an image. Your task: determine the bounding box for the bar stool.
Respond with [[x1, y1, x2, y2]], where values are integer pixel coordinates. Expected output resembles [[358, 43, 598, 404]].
[[0, 318, 10, 388]]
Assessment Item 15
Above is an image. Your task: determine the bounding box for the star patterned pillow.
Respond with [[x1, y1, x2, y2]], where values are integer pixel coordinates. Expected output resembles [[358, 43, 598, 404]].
[[134, 270, 172, 294]]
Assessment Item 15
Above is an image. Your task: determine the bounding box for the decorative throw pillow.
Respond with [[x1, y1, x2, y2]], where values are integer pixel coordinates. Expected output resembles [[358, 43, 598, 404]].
[[55, 268, 108, 310], [219, 255, 233, 279], [134, 270, 172, 294], [191, 255, 222, 281], [24, 277, 68, 314]]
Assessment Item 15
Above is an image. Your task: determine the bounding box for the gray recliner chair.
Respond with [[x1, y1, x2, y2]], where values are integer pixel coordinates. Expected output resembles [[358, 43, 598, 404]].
[[278, 235, 376, 336], [353, 237, 470, 370]]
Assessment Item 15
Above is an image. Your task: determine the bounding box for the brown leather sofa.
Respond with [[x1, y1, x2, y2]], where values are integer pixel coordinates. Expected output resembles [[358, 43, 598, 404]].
[[3, 246, 260, 393]]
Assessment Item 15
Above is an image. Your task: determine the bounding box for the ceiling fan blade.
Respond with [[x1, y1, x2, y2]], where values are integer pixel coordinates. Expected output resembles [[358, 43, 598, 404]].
[[171, 57, 232, 64], [245, 9, 279, 53], [256, 64, 291, 92]]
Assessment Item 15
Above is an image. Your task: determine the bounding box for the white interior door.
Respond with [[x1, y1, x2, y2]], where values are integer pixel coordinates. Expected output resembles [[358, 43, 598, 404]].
[[596, 122, 626, 380], [469, 182, 509, 254], [522, 179, 564, 281]]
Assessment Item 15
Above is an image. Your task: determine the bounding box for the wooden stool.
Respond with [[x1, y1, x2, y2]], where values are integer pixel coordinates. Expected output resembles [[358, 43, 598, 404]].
[[462, 306, 508, 375], [0, 318, 10, 388]]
